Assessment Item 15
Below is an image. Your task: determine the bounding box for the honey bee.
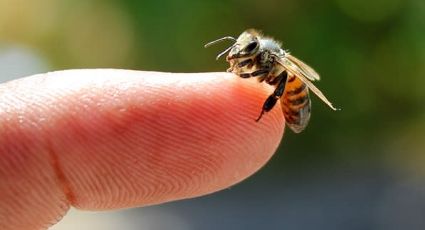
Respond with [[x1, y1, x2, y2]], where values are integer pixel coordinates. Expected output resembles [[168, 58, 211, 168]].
[[205, 29, 337, 133]]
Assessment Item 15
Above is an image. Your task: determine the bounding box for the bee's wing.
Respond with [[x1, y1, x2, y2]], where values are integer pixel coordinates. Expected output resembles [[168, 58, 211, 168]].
[[285, 54, 320, 81], [277, 58, 338, 111]]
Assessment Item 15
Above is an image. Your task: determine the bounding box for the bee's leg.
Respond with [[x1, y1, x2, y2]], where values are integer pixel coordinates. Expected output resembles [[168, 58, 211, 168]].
[[251, 69, 270, 77], [237, 59, 254, 68], [268, 71, 287, 85], [248, 68, 271, 82], [238, 73, 250, 78], [238, 71, 266, 79], [235, 59, 255, 78], [256, 71, 288, 122], [255, 95, 278, 122], [238, 67, 271, 79], [253, 69, 271, 82], [258, 75, 268, 82]]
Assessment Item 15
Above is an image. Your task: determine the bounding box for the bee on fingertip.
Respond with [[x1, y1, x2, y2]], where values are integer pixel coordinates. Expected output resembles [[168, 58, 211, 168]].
[[205, 29, 338, 133]]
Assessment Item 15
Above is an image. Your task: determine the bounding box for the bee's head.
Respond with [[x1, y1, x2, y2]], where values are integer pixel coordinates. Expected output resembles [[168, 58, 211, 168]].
[[204, 29, 260, 61], [228, 30, 260, 60]]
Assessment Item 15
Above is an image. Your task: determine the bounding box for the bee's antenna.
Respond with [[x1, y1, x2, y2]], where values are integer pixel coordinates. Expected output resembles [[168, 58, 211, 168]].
[[204, 36, 237, 60], [204, 36, 236, 48], [215, 45, 234, 60]]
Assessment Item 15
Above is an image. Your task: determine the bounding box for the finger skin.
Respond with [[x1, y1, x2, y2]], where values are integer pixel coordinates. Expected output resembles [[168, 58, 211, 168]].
[[0, 69, 285, 229]]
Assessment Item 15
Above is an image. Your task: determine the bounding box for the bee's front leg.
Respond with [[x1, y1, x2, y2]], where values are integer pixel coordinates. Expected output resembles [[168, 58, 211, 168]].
[[256, 71, 288, 121], [236, 68, 272, 79], [229, 59, 254, 77], [237, 59, 254, 69]]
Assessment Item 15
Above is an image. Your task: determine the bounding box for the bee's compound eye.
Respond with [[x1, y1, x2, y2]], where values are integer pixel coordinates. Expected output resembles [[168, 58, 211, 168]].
[[244, 41, 258, 53]]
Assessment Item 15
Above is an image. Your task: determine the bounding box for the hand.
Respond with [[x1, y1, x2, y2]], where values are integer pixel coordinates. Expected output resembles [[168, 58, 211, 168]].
[[0, 69, 284, 230]]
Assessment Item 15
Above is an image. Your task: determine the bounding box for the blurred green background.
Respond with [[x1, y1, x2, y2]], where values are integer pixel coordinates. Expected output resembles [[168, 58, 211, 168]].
[[1, 0, 424, 229]]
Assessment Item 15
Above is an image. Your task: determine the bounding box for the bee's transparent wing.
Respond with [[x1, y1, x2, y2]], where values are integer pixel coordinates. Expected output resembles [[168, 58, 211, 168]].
[[278, 58, 338, 111], [286, 54, 320, 81]]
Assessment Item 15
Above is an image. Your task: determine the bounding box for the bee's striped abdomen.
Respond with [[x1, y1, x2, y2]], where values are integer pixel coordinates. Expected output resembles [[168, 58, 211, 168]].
[[281, 75, 311, 133]]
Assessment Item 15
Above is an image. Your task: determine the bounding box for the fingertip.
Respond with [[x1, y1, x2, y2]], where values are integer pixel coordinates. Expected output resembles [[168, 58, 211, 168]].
[[0, 70, 285, 229], [47, 70, 286, 208]]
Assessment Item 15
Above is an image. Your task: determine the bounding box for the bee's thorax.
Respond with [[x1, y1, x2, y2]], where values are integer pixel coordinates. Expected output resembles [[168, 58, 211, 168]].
[[259, 38, 283, 56]]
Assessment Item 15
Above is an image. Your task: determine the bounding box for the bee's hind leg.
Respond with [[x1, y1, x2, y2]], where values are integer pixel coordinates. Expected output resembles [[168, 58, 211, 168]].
[[255, 71, 288, 122], [255, 95, 278, 122]]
